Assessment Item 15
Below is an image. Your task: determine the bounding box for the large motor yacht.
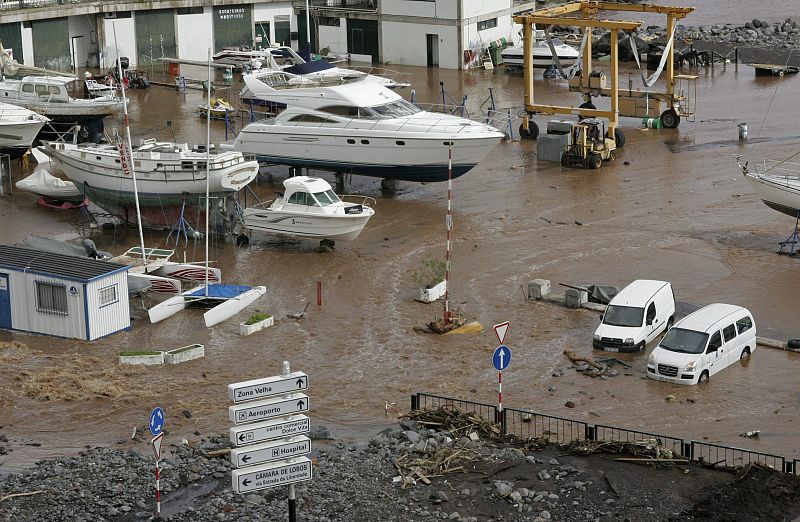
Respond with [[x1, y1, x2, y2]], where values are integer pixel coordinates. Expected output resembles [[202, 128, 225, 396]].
[[230, 72, 503, 183]]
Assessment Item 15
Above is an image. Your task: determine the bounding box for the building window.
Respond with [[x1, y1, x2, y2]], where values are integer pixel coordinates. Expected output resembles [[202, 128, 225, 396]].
[[478, 18, 498, 31], [318, 16, 340, 27], [36, 281, 68, 315], [99, 284, 118, 307]]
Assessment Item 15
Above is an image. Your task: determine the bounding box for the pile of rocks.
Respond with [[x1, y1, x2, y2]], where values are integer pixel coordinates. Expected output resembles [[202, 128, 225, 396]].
[[639, 18, 800, 50]]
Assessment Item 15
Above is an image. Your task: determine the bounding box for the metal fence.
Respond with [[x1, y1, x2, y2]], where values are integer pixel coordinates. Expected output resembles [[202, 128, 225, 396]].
[[411, 392, 794, 474]]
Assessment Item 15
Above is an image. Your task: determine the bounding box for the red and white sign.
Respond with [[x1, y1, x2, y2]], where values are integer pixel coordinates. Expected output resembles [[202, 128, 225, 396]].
[[493, 321, 510, 345], [114, 131, 133, 177], [151, 433, 164, 460]]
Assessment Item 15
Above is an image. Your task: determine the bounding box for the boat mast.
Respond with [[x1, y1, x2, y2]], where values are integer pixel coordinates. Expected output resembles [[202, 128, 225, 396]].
[[204, 48, 211, 296], [113, 23, 148, 267]]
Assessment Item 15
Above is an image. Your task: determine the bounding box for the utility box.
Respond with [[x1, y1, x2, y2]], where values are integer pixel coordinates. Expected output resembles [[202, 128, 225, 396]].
[[537, 133, 569, 162], [589, 72, 606, 89], [489, 46, 504, 66]]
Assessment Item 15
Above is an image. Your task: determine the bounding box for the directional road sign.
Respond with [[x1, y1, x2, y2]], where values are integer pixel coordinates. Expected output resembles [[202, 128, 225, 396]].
[[230, 414, 311, 447], [228, 372, 309, 404], [149, 407, 165, 436], [151, 433, 164, 460], [229, 394, 310, 425], [232, 457, 313, 494], [492, 345, 512, 372], [231, 436, 311, 468], [494, 321, 510, 345]]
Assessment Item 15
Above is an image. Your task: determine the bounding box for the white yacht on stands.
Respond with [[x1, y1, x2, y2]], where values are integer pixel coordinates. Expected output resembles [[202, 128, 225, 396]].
[[501, 30, 580, 70], [231, 73, 503, 183]]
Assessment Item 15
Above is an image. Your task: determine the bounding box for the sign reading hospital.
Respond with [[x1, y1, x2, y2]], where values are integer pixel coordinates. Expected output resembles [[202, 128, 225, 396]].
[[229, 394, 310, 425], [232, 457, 312, 494], [231, 436, 310, 468]]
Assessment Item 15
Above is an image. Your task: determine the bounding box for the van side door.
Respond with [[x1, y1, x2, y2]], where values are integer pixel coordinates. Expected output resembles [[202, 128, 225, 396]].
[[704, 331, 723, 375], [721, 323, 738, 369], [645, 301, 659, 342]]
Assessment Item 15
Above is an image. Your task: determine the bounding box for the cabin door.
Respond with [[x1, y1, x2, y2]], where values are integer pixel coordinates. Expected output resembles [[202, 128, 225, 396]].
[[426, 34, 439, 67], [0, 273, 11, 329]]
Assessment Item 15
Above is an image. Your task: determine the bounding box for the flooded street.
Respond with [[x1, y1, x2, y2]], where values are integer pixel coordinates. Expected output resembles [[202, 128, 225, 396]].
[[1, 60, 799, 474]]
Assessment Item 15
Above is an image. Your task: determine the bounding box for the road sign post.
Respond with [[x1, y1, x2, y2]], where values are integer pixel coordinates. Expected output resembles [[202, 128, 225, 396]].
[[492, 322, 511, 430], [148, 408, 165, 518], [228, 362, 312, 522]]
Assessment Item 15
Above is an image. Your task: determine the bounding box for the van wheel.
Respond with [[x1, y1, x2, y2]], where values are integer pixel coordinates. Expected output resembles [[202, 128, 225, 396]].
[[637, 341, 645, 352], [698, 371, 709, 384], [740, 347, 751, 362], [666, 317, 674, 330]]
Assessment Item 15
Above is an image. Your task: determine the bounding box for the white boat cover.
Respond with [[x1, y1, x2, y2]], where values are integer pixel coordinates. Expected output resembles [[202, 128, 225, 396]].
[[15, 169, 81, 199]]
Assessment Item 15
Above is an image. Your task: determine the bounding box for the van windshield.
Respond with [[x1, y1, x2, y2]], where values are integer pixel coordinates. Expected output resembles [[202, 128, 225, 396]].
[[602, 305, 644, 327], [659, 328, 709, 354]]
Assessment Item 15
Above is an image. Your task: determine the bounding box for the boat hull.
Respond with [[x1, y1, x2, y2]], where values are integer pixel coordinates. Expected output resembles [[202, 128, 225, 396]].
[[745, 172, 800, 217], [502, 47, 579, 70], [242, 208, 374, 241], [0, 119, 47, 157], [234, 130, 500, 182]]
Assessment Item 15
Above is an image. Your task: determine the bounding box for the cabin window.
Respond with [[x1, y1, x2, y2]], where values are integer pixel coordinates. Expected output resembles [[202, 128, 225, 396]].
[[35, 85, 49, 96], [321, 106, 359, 117], [287, 191, 313, 205], [99, 284, 118, 307], [48, 86, 61, 95], [181, 161, 195, 170], [368, 100, 421, 118], [288, 114, 334, 123], [477, 18, 498, 31], [96, 156, 102, 160], [313, 190, 340, 206], [35, 281, 68, 315], [115, 159, 120, 163], [347, 139, 355, 144], [22, 84, 34, 93], [361, 139, 369, 145], [396, 141, 405, 146]]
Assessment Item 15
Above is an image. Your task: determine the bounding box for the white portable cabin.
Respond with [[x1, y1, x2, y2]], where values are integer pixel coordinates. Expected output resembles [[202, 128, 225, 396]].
[[0, 246, 131, 340]]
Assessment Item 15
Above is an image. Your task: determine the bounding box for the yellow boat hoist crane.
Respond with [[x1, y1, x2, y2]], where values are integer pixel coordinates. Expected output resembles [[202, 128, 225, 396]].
[[514, 2, 697, 147]]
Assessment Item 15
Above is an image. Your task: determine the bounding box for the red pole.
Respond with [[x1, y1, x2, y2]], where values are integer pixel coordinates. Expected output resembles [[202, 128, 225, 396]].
[[155, 459, 161, 518], [443, 146, 453, 325], [316, 281, 322, 306]]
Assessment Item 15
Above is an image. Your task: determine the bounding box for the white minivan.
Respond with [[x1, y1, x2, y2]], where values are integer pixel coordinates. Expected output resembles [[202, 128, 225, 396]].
[[647, 303, 756, 385], [593, 280, 675, 352]]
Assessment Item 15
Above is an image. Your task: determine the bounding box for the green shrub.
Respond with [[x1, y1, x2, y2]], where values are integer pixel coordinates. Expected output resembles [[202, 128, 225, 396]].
[[245, 313, 272, 325], [412, 256, 446, 289]]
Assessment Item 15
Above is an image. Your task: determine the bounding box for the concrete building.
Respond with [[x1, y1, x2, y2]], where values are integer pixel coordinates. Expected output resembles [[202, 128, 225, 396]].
[[0, 245, 130, 341]]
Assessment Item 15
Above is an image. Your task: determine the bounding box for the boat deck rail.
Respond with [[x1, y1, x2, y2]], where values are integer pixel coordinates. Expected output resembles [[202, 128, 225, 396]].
[[249, 194, 375, 211], [253, 113, 500, 136], [741, 156, 800, 184]]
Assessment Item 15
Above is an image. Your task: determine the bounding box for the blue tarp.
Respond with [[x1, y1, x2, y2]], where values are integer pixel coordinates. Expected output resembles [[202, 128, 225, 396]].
[[188, 284, 253, 299], [284, 59, 334, 75]]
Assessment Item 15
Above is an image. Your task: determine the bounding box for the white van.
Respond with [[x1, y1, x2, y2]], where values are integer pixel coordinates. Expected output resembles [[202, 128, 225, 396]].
[[647, 303, 756, 385], [593, 280, 675, 352]]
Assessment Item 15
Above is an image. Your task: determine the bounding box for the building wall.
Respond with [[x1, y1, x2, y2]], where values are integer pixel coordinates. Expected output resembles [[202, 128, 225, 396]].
[[67, 14, 95, 70], [461, 0, 511, 19], [318, 18, 347, 55], [381, 0, 457, 19], [6, 270, 87, 340], [461, 14, 513, 51], [253, 2, 293, 47], [85, 270, 130, 341], [101, 16, 136, 69], [176, 7, 213, 62], [381, 21, 458, 68]]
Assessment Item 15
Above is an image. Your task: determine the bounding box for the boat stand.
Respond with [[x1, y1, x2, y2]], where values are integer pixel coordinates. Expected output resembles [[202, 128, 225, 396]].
[[166, 198, 198, 248], [777, 211, 800, 256]]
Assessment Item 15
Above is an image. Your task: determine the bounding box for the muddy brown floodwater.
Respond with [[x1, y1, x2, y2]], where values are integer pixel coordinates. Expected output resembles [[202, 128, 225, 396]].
[[0, 61, 799, 475]]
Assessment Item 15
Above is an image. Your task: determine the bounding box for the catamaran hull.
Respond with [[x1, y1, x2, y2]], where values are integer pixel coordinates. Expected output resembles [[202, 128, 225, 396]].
[[745, 172, 800, 217], [234, 132, 500, 182], [204, 286, 266, 327], [242, 209, 373, 241]]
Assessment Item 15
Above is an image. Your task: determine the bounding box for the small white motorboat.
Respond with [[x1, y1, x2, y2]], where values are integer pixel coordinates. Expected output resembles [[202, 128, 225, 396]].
[[242, 176, 375, 241], [502, 30, 580, 70], [15, 168, 82, 201]]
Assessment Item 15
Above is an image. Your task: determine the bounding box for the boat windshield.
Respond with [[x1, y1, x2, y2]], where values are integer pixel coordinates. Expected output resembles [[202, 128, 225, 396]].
[[367, 99, 421, 119], [313, 190, 340, 206], [659, 328, 709, 354], [602, 305, 644, 328]]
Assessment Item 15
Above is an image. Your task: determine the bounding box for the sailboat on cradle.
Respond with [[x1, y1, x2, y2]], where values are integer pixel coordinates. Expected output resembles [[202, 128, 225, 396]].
[[148, 50, 265, 327]]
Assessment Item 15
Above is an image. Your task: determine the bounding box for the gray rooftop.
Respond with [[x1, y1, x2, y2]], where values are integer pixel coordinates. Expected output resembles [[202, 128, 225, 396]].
[[0, 245, 128, 282]]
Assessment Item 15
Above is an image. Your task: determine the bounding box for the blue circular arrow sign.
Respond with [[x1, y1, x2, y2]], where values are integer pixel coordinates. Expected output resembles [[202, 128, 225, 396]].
[[149, 407, 165, 436], [492, 345, 512, 372]]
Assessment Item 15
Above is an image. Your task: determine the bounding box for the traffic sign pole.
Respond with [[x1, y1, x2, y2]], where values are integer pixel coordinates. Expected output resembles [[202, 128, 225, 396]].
[[148, 409, 165, 519], [492, 322, 511, 431], [283, 361, 297, 522]]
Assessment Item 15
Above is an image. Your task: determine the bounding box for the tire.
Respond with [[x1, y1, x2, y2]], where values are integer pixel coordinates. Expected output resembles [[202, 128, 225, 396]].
[[788, 339, 800, 349], [578, 102, 596, 120], [698, 370, 709, 384], [661, 109, 680, 129], [607, 128, 625, 148], [637, 341, 645, 352], [666, 317, 674, 331], [589, 153, 602, 170], [608, 150, 616, 162], [740, 347, 751, 362], [519, 121, 539, 140]]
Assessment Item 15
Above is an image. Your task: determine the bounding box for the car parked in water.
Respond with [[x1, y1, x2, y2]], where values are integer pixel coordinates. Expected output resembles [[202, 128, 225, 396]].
[[592, 280, 676, 352], [647, 303, 756, 385]]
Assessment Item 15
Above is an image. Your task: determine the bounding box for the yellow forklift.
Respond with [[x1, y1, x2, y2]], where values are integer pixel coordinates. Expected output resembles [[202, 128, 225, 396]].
[[561, 118, 616, 169]]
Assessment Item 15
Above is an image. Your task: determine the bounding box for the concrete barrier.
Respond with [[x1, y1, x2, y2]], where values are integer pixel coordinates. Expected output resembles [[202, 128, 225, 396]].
[[527, 279, 551, 300], [164, 344, 205, 364], [565, 288, 587, 309]]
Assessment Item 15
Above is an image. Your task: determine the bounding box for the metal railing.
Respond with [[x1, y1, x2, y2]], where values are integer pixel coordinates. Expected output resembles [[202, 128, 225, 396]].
[[411, 392, 796, 474], [293, 0, 377, 11]]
